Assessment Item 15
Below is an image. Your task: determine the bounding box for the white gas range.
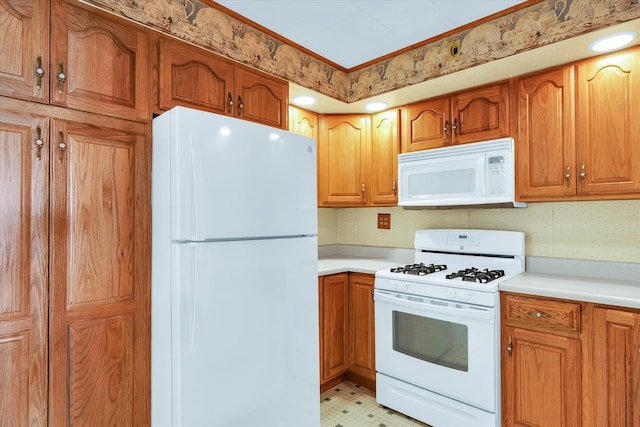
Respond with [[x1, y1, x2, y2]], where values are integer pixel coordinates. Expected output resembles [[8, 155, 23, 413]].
[[374, 229, 525, 427]]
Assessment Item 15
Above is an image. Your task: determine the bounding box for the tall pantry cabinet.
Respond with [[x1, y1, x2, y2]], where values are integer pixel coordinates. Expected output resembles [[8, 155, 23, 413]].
[[1, 0, 150, 425]]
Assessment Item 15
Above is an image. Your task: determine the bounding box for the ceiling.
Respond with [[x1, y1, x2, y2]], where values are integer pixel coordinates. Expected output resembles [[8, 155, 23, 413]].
[[215, 0, 525, 69], [214, 1, 640, 113]]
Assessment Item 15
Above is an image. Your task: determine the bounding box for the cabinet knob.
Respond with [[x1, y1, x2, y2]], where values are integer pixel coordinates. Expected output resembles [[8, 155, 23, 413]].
[[361, 182, 366, 197], [565, 165, 571, 184], [34, 126, 44, 161], [57, 61, 66, 94], [507, 336, 513, 358], [452, 118, 458, 137], [237, 96, 244, 117], [579, 163, 586, 186], [527, 310, 551, 319], [392, 180, 397, 196], [443, 120, 448, 137], [227, 93, 233, 114], [57, 131, 66, 163], [35, 56, 45, 90]]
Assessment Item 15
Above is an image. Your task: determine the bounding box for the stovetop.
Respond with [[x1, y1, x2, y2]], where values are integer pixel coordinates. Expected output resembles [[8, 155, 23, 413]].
[[374, 229, 525, 305]]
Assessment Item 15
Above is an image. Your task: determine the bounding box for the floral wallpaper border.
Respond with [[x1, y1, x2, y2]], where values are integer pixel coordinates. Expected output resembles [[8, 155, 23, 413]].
[[85, 0, 640, 103]]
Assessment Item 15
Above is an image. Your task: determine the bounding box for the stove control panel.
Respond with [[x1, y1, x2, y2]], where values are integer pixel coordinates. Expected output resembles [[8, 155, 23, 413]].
[[374, 277, 498, 308]]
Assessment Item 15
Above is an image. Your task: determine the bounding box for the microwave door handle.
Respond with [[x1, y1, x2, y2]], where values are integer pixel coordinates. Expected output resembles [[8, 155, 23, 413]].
[[375, 291, 493, 322]]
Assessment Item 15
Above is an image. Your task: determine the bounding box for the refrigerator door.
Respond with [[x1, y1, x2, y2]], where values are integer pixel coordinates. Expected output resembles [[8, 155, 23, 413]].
[[152, 236, 319, 427], [153, 107, 317, 241]]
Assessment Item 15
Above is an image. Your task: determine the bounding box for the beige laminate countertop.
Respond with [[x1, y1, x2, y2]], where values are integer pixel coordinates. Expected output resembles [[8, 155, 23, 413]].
[[500, 272, 640, 309], [318, 249, 640, 310], [318, 256, 402, 276]]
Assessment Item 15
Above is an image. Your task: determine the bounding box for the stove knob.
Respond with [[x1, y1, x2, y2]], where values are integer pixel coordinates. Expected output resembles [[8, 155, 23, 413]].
[[458, 291, 471, 301], [403, 283, 409, 291]]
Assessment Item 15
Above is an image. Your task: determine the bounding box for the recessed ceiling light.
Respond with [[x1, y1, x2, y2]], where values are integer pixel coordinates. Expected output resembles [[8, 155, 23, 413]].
[[293, 95, 316, 106], [365, 101, 388, 112], [589, 31, 637, 52]]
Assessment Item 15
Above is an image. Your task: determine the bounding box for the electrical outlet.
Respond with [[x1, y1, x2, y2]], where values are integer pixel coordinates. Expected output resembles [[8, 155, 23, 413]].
[[377, 213, 391, 230]]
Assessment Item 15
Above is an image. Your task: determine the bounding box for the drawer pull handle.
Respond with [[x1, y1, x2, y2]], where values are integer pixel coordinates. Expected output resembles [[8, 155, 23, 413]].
[[528, 310, 551, 319]]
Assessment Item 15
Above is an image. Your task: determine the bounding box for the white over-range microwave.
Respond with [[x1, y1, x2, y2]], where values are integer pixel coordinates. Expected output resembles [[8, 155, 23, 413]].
[[397, 138, 526, 208]]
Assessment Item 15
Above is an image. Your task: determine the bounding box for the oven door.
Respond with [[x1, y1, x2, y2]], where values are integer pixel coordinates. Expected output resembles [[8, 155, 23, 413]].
[[374, 289, 498, 412]]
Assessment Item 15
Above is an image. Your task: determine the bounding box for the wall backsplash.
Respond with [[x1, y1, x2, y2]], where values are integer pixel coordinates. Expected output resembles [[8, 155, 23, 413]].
[[318, 200, 640, 263]]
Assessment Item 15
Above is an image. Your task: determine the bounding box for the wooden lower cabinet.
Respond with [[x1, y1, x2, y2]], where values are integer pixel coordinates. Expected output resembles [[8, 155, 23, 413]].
[[349, 273, 376, 389], [589, 307, 640, 426], [502, 325, 582, 427], [501, 293, 582, 427], [319, 273, 376, 392], [502, 292, 640, 427], [319, 274, 350, 387], [0, 98, 150, 426]]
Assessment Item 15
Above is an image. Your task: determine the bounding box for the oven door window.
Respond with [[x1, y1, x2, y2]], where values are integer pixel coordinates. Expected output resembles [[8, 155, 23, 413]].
[[393, 311, 468, 371]]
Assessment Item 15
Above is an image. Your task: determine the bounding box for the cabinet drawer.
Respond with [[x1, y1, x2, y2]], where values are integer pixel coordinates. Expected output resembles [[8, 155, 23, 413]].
[[503, 294, 581, 334]]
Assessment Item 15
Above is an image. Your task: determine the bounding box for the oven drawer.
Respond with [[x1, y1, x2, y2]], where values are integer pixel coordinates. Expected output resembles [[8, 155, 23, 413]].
[[502, 293, 581, 336]]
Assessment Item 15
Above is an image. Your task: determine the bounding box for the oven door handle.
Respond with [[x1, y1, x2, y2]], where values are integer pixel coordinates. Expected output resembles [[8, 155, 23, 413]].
[[374, 290, 494, 322]]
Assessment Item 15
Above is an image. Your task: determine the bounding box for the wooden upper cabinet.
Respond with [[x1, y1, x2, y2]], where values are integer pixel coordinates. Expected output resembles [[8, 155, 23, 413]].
[[50, 0, 150, 121], [401, 96, 450, 152], [0, 0, 49, 103], [158, 36, 288, 128], [0, 108, 50, 427], [516, 67, 576, 200], [401, 83, 509, 152], [47, 116, 150, 427], [576, 48, 640, 196], [158, 36, 234, 115], [453, 82, 510, 144], [370, 109, 399, 205], [318, 114, 370, 206], [289, 105, 318, 140], [234, 65, 287, 129]]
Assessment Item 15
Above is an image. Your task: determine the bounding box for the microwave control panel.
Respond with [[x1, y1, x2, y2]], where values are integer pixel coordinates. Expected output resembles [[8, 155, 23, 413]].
[[487, 155, 506, 195]]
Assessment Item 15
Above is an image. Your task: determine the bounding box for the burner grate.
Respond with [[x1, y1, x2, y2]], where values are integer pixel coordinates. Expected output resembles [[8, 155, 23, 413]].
[[446, 268, 505, 283], [390, 263, 447, 276]]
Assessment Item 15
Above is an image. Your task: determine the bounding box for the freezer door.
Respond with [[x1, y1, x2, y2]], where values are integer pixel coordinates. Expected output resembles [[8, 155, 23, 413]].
[[152, 236, 319, 427], [153, 107, 317, 241]]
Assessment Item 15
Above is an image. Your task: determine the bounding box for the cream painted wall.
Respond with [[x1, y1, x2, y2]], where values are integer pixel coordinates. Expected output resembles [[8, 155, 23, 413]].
[[318, 200, 640, 263]]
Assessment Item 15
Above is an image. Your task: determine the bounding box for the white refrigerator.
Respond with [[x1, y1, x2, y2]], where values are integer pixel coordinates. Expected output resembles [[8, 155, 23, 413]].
[[151, 107, 320, 427]]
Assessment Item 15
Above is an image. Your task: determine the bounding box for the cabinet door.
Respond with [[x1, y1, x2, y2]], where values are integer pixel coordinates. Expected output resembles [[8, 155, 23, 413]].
[[591, 307, 640, 426], [502, 326, 581, 427], [401, 96, 450, 152], [319, 274, 350, 383], [234, 66, 288, 129], [516, 67, 576, 200], [50, 0, 150, 121], [370, 110, 399, 205], [318, 115, 370, 206], [349, 274, 375, 383], [288, 105, 318, 140], [0, 0, 49, 102], [0, 108, 49, 427], [576, 48, 640, 195], [48, 117, 150, 426], [158, 36, 234, 115], [453, 83, 510, 145]]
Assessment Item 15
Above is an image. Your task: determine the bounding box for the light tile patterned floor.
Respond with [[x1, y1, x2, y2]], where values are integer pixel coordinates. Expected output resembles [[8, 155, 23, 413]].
[[320, 381, 431, 427]]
